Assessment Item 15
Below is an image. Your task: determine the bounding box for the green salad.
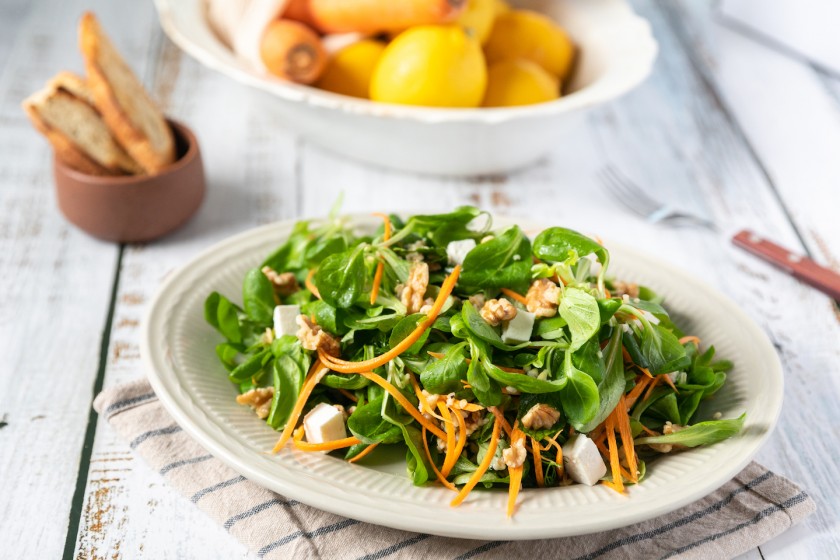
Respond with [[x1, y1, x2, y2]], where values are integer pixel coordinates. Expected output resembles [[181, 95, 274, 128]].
[[204, 207, 744, 516]]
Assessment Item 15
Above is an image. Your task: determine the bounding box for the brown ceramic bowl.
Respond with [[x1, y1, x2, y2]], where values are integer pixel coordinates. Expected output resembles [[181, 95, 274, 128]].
[[54, 119, 205, 243]]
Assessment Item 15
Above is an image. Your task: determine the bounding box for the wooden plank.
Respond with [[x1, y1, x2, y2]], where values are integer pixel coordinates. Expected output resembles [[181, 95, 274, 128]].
[[0, 0, 31, 73], [0, 0, 123, 557], [70, 11, 299, 560]]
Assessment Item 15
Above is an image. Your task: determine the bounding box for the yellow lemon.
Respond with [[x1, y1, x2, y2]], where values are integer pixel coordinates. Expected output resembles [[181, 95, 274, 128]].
[[482, 59, 559, 107], [484, 10, 575, 80], [457, 0, 496, 45], [316, 39, 387, 98], [370, 25, 487, 108]]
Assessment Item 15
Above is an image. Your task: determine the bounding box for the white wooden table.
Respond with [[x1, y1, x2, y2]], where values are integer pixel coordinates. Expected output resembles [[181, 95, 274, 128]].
[[1, 0, 839, 558]]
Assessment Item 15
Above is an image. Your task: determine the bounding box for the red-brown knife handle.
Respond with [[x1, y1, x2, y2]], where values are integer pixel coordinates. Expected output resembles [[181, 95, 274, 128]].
[[732, 230, 840, 301]]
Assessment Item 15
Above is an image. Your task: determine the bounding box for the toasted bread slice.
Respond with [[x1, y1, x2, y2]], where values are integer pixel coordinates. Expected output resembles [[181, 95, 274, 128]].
[[22, 73, 143, 175], [79, 12, 175, 173]]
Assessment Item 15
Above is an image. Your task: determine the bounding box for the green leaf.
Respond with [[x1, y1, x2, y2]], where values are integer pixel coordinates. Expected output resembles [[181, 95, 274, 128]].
[[399, 207, 486, 247], [559, 351, 600, 429], [267, 355, 306, 429], [229, 348, 271, 383], [467, 341, 502, 406], [460, 301, 531, 351], [205, 292, 242, 344], [261, 221, 310, 272], [314, 246, 366, 309], [420, 344, 468, 394], [305, 235, 347, 267], [639, 323, 690, 375], [460, 226, 532, 291], [579, 328, 626, 432], [634, 414, 746, 447], [401, 424, 431, 485], [483, 359, 566, 393], [389, 313, 430, 354], [558, 287, 601, 352], [347, 396, 403, 444], [532, 227, 608, 265], [242, 268, 276, 325]]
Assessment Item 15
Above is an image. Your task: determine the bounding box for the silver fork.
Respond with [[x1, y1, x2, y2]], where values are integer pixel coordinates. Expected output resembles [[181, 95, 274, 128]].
[[599, 165, 717, 231]]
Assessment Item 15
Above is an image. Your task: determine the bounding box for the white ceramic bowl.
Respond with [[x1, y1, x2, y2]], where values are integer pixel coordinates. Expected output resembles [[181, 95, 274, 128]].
[[154, 0, 658, 175]]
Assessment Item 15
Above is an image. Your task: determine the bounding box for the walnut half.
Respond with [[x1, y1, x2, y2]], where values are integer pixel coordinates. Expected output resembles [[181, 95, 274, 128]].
[[236, 387, 274, 419], [480, 298, 517, 326], [521, 403, 562, 430], [261, 266, 299, 297], [295, 315, 340, 357], [400, 261, 430, 314], [526, 278, 561, 317]]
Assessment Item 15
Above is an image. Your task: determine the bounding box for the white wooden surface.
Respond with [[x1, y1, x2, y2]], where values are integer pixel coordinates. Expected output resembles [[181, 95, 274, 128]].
[[0, 0, 838, 558]]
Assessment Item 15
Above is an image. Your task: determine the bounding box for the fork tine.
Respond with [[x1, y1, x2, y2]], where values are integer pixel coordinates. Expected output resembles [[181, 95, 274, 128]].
[[599, 166, 658, 217], [603, 166, 663, 215]]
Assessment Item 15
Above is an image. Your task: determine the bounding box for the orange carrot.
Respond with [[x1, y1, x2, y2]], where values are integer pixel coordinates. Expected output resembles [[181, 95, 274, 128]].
[[260, 19, 327, 85], [438, 403, 458, 477], [613, 395, 638, 483], [507, 428, 525, 517], [451, 412, 502, 507], [451, 406, 468, 471], [292, 426, 361, 451], [679, 335, 701, 346], [642, 375, 662, 403], [625, 376, 652, 409], [305, 268, 321, 299], [604, 415, 624, 494], [348, 442, 379, 463], [308, 0, 467, 34], [272, 359, 328, 452], [357, 371, 447, 440], [369, 213, 392, 305], [500, 288, 528, 306], [319, 265, 460, 373], [660, 373, 679, 394], [422, 426, 457, 492], [284, 0, 318, 27], [490, 407, 513, 439], [531, 436, 544, 487]]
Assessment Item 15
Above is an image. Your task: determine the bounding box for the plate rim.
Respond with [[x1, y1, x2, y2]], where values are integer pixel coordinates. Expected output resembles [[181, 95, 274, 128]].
[[141, 215, 784, 540]]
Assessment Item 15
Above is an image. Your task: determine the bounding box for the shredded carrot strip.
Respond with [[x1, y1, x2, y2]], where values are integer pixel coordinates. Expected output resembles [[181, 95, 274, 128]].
[[422, 426, 457, 492], [369, 213, 392, 305], [272, 360, 328, 453], [679, 335, 701, 346], [500, 288, 528, 306], [639, 424, 658, 436], [638, 366, 654, 378], [292, 426, 361, 452], [507, 428, 525, 517], [426, 351, 524, 374], [604, 288, 612, 298], [451, 412, 502, 507], [348, 443, 379, 463], [451, 407, 468, 473], [642, 375, 662, 403], [622, 347, 633, 363], [438, 403, 457, 477], [531, 436, 545, 487], [660, 373, 679, 393], [625, 376, 652, 410], [491, 408, 513, 439], [357, 371, 447, 440], [370, 262, 384, 305], [451, 401, 483, 412], [305, 269, 321, 299], [338, 388, 358, 402], [613, 395, 638, 483], [319, 266, 461, 373], [604, 415, 624, 494]]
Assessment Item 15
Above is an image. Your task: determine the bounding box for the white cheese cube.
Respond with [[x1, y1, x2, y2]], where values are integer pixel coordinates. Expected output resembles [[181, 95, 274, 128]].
[[446, 239, 476, 266], [303, 403, 347, 444], [273, 305, 300, 337], [562, 434, 607, 486], [501, 309, 535, 345]]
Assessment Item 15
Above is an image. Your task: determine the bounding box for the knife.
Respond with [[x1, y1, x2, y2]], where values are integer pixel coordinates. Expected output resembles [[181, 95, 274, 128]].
[[732, 230, 840, 301]]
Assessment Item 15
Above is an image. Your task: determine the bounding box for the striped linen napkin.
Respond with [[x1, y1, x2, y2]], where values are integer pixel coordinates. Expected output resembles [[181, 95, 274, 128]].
[[94, 379, 815, 560]]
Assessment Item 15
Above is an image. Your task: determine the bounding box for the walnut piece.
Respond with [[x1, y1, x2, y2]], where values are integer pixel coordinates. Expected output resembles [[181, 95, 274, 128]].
[[503, 437, 527, 469], [610, 280, 639, 299], [521, 403, 561, 430], [236, 387, 274, 419], [480, 298, 517, 326], [468, 293, 486, 310], [295, 315, 340, 357], [261, 266, 299, 296], [400, 261, 430, 314], [526, 278, 561, 317], [648, 421, 686, 454]]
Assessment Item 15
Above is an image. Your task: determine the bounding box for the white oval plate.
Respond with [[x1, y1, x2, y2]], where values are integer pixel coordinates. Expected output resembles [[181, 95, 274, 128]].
[[142, 215, 783, 540]]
